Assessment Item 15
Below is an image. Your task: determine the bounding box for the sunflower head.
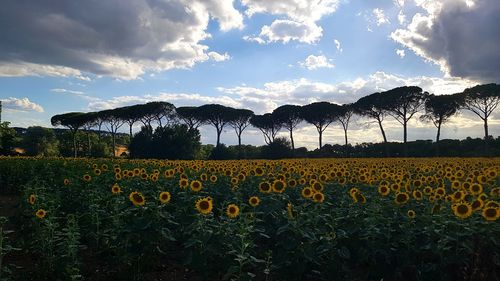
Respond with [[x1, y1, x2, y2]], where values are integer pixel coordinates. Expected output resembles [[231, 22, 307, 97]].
[[210, 175, 218, 183], [196, 197, 213, 215], [179, 178, 189, 189], [190, 180, 203, 192], [28, 194, 36, 205], [83, 174, 92, 182], [63, 179, 70, 185], [407, 209, 416, 219], [129, 191, 145, 207], [159, 191, 171, 204], [453, 202, 472, 219], [272, 180, 286, 193], [226, 204, 240, 218], [378, 185, 390, 196], [482, 207, 498, 221], [249, 196, 260, 207], [395, 192, 410, 205], [313, 192, 325, 203], [36, 209, 47, 219], [111, 184, 122, 194], [259, 182, 272, 193], [301, 187, 313, 198]]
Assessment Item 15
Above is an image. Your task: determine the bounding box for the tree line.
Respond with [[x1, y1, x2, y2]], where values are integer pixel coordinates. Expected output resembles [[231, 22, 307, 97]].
[[49, 83, 500, 158]]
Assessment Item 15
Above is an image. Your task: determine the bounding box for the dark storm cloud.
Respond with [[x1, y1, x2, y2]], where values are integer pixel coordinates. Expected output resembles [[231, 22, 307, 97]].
[[391, 0, 500, 82], [0, 0, 242, 79]]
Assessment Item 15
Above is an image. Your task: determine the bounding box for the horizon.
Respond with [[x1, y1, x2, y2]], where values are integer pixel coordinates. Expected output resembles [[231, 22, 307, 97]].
[[1, 0, 499, 150]]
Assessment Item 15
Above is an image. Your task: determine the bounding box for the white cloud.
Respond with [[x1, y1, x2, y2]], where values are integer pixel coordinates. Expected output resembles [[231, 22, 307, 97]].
[[208, 52, 231, 62], [373, 8, 390, 26], [0, 62, 90, 81], [1, 97, 44, 112], [242, 0, 339, 22], [334, 39, 343, 52], [396, 49, 406, 58], [398, 10, 407, 25], [248, 19, 323, 44], [299, 55, 334, 70], [50, 88, 85, 95], [241, 0, 340, 44], [391, 0, 500, 81], [0, 0, 243, 80]]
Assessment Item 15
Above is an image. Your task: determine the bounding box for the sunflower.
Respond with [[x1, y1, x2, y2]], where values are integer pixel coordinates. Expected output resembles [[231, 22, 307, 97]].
[[129, 191, 145, 207], [288, 179, 297, 188], [407, 210, 416, 219], [226, 204, 240, 218], [196, 197, 213, 215], [36, 209, 46, 219], [190, 180, 203, 192], [115, 173, 122, 180], [111, 184, 122, 194], [469, 183, 483, 195], [451, 181, 461, 190], [23, 194, 35, 207], [259, 182, 272, 193], [354, 192, 366, 204], [301, 187, 313, 198], [484, 200, 499, 208], [395, 192, 410, 205], [249, 196, 260, 207], [312, 181, 324, 193], [83, 174, 92, 182], [452, 190, 465, 202], [210, 175, 218, 183], [378, 185, 390, 196], [272, 180, 286, 193], [412, 190, 423, 201], [63, 178, 70, 185], [200, 173, 208, 181], [94, 168, 102, 176], [482, 207, 498, 221], [179, 178, 189, 189], [159, 192, 171, 204], [453, 202, 472, 219], [313, 192, 325, 203], [254, 167, 264, 176], [231, 177, 239, 185], [471, 199, 484, 211]]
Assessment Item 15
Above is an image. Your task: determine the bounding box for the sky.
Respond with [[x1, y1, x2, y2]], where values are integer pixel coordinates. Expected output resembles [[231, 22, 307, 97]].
[[1, 0, 499, 149]]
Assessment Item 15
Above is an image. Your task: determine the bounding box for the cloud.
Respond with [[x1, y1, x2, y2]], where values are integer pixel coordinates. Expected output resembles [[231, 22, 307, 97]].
[[373, 8, 390, 26], [51, 88, 85, 95], [334, 39, 343, 52], [391, 0, 500, 82], [241, 0, 339, 44], [397, 10, 407, 25], [299, 55, 334, 70], [396, 49, 406, 58], [246, 19, 323, 44], [1, 97, 44, 112], [208, 52, 231, 62], [0, 0, 243, 80]]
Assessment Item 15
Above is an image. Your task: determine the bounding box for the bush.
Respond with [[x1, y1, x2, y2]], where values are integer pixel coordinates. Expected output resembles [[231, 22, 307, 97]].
[[260, 137, 292, 159], [129, 125, 201, 159]]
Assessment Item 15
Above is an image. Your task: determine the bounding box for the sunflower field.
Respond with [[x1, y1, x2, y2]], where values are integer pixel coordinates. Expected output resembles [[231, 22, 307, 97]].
[[0, 157, 499, 280]]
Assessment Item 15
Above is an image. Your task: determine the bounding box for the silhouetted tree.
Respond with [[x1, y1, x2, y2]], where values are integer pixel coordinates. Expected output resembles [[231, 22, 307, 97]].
[[197, 104, 232, 147], [176, 106, 203, 130], [460, 84, 500, 140], [0, 121, 17, 155], [272, 105, 302, 150], [228, 108, 254, 147], [380, 86, 427, 144], [51, 112, 88, 157], [118, 105, 144, 140], [301, 102, 341, 149], [354, 92, 388, 143], [99, 109, 125, 157], [337, 104, 354, 146], [420, 94, 461, 143], [137, 102, 176, 128], [250, 113, 282, 145]]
